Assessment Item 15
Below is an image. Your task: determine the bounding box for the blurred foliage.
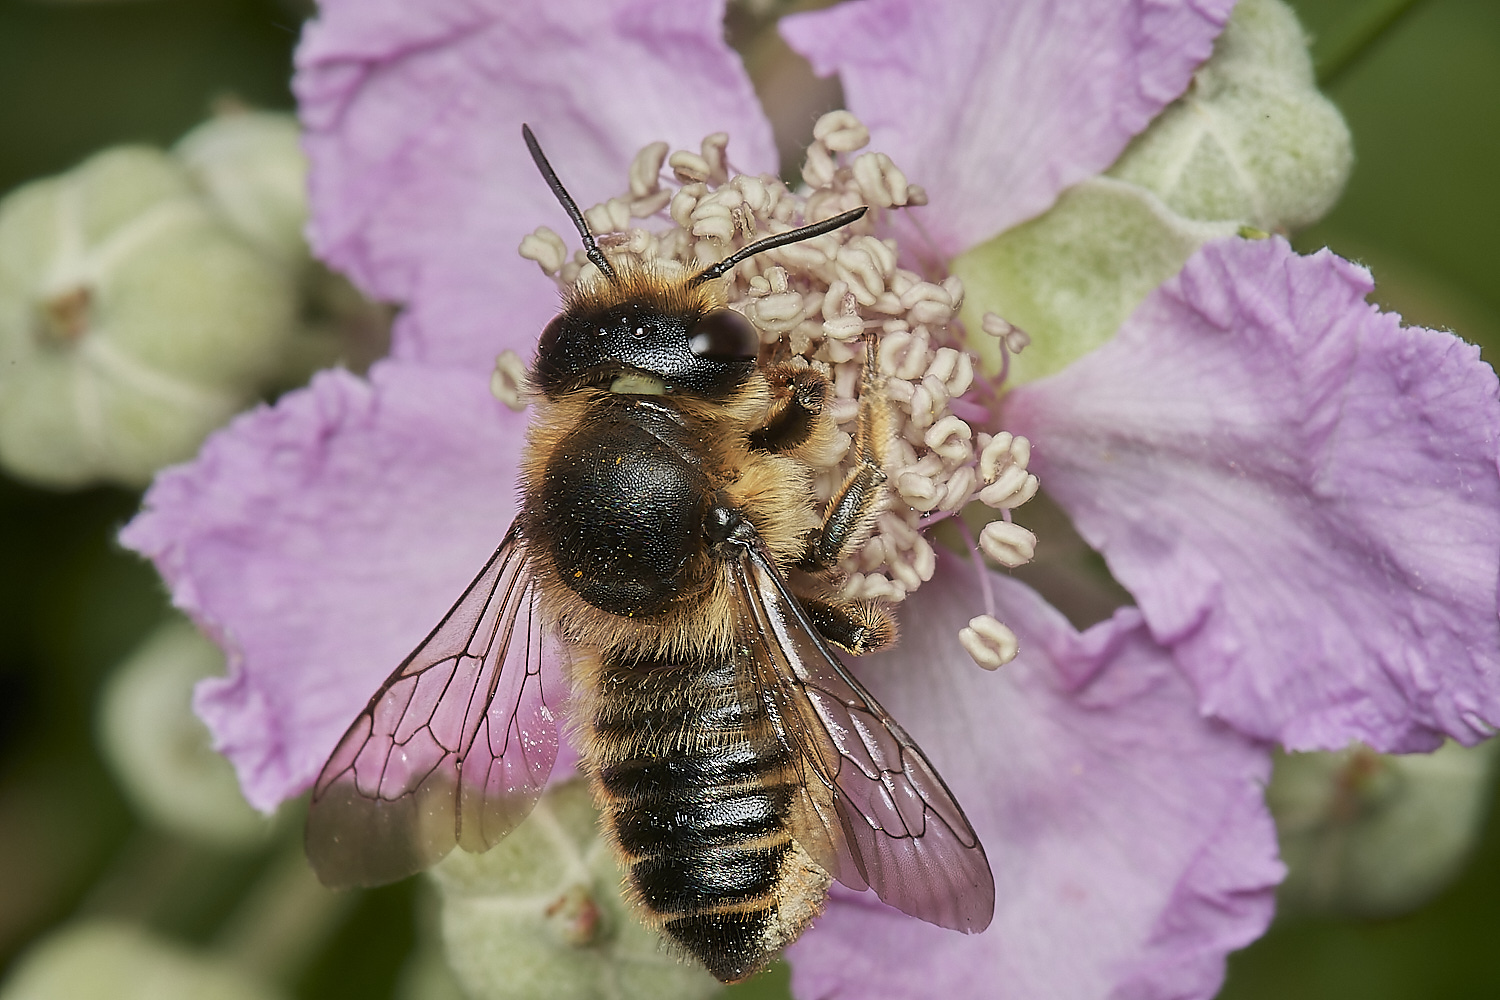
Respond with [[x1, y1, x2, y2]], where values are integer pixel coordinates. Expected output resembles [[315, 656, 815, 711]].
[[0, 0, 298, 195], [0, 0, 1496, 997], [1290, 0, 1500, 358]]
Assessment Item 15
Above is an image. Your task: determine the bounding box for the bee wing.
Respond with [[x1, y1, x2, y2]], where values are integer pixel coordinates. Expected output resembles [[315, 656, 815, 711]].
[[734, 547, 995, 933], [305, 525, 561, 888]]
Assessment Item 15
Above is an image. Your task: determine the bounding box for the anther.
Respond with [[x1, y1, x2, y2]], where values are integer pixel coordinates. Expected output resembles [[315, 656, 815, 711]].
[[852, 152, 909, 208], [669, 150, 713, 184], [802, 142, 837, 189], [519, 227, 568, 275], [960, 615, 1019, 670], [979, 521, 1037, 568], [700, 133, 730, 185], [490, 350, 529, 411], [813, 111, 870, 153], [583, 198, 631, 236], [629, 142, 669, 198]]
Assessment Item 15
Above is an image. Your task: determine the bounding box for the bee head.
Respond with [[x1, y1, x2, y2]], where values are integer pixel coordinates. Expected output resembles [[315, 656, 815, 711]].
[[532, 270, 758, 397], [521, 124, 864, 399]]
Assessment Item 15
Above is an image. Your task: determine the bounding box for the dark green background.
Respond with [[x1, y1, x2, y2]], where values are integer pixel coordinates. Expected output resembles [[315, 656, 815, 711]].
[[0, 0, 1495, 997]]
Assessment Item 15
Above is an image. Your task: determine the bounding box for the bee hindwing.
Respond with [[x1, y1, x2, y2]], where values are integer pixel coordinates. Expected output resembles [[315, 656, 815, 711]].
[[735, 547, 995, 933]]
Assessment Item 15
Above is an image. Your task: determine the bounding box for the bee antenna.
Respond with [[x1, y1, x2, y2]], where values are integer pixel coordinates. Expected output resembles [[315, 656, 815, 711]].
[[687, 207, 868, 288], [522, 124, 619, 283]]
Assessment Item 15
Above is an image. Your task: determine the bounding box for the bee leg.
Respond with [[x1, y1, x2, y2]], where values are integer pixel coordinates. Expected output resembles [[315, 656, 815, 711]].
[[799, 353, 893, 572], [748, 364, 830, 454], [800, 597, 898, 656]]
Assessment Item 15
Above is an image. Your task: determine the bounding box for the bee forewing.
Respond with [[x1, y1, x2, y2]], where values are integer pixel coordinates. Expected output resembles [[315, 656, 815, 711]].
[[306, 526, 562, 888], [737, 550, 996, 934]]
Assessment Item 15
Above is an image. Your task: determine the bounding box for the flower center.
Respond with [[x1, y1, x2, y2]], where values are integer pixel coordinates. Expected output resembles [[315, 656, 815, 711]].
[[35, 285, 94, 346], [510, 113, 1038, 666]]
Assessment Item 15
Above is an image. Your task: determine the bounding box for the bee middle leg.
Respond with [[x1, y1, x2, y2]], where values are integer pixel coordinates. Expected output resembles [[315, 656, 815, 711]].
[[798, 353, 893, 574], [758, 345, 899, 656]]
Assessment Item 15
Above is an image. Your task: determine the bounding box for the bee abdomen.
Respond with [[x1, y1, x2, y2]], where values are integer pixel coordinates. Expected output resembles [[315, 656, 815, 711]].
[[592, 659, 819, 983]]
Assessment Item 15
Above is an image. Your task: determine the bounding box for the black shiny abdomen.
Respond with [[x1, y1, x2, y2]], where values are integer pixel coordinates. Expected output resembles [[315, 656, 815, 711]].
[[533, 396, 712, 618], [595, 656, 796, 983]]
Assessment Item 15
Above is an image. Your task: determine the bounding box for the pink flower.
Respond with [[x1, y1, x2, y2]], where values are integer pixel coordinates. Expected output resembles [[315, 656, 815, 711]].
[[122, 1, 1500, 998]]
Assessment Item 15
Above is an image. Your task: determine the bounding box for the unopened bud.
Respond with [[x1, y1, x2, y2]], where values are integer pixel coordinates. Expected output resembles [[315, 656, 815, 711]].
[[98, 619, 267, 847], [3, 921, 283, 1000], [174, 110, 308, 268], [1269, 740, 1499, 917], [431, 780, 719, 1000], [0, 145, 298, 488]]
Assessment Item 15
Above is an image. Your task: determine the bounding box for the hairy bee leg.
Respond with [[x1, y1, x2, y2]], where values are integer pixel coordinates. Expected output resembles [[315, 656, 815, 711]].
[[748, 364, 831, 454], [799, 349, 893, 572], [799, 596, 898, 655]]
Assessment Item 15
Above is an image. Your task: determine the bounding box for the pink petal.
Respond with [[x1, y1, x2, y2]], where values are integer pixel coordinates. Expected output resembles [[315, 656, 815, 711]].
[[121, 363, 528, 810], [790, 560, 1279, 1000], [1004, 237, 1500, 753], [296, 0, 776, 370], [781, 0, 1235, 258]]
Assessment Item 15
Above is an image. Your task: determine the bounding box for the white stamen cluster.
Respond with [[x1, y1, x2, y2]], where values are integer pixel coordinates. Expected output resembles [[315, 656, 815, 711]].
[[511, 113, 1037, 645]]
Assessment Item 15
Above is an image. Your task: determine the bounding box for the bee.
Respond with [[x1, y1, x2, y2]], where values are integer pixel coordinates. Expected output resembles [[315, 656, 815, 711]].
[[305, 124, 994, 983]]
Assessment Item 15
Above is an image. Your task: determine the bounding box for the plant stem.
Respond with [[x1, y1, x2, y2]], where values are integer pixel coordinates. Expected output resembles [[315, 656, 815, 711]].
[[1315, 0, 1432, 88]]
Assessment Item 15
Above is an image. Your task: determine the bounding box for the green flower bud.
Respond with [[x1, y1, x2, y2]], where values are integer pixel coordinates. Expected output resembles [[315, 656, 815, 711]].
[[955, 0, 1351, 385], [0, 921, 284, 1000], [1269, 740, 1499, 918], [1109, 0, 1352, 231], [175, 110, 310, 270], [430, 779, 720, 1000], [0, 146, 298, 488], [175, 109, 392, 384], [97, 618, 269, 848], [952, 178, 1237, 383]]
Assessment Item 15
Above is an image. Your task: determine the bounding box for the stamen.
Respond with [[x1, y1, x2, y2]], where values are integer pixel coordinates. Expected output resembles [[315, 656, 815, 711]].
[[519, 227, 568, 276], [851, 152, 910, 209], [813, 111, 870, 153], [669, 151, 713, 185], [982, 311, 1032, 386], [979, 521, 1037, 568], [628, 142, 669, 198], [490, 350, 529, 411], [959, 615, 1019, 671], [954, 516, 998, 621]]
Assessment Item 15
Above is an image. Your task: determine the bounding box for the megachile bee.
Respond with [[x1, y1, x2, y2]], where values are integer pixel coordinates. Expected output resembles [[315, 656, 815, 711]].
[[305, 124, 994, 983]]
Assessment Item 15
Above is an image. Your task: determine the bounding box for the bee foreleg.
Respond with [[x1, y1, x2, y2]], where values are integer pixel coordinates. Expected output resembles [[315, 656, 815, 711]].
[[747, 364, 830, 454], [799, 596, 898, 655]]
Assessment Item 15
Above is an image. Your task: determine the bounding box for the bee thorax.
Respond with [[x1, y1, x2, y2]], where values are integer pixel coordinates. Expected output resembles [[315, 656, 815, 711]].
[[530, 394, 713, 618]]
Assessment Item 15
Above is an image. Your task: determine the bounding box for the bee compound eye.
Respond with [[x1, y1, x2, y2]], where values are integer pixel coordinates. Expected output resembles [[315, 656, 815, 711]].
[[538, 312, 567, 350], [688, 310, 759, 361]]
